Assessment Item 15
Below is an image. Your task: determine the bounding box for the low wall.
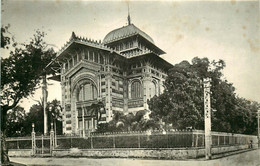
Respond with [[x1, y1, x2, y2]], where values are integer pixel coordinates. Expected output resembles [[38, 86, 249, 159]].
[[8, 144, 257, 159], [52, 148, 205, 159], [8, 149, 32, 157], [52, 144, 257, 159], [212, 144, 254, 154]]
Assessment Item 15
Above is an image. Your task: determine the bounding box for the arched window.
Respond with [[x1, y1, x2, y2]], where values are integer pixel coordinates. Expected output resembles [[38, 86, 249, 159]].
[[78, 82, 97, 101], [131, 80, 142, 99]]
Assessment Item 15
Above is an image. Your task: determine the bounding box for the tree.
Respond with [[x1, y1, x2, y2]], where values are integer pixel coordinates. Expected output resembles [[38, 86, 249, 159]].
[[89, 101, 105, 122], [149, 60, 204, 129], [23, 103, 45, 135], [22, 99, 63, 136], [47, 99, 63, 135], [96, 110, 153, 132], [6, 106, 26, 137], [1, 27, 56, 164], [148, 57, 259, 134], [1, 24, 11, 48]]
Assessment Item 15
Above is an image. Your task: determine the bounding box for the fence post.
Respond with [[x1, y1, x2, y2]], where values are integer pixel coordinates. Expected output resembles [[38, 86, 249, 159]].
[[218, 135, 220, 146], [17, 140, 19, 149], [41, 134, 44, 154], [195, 132, 199, 147], [113, 135, 116, 148], [91, 136, 93, 149], [70, 133, 72, 148], [50, 123, 55, 155], [202, 134, 205, 147], [167, 132, 169, 148], [224, 135, 226, 145], [138, 135, 140, 148], [192, 132, 194, 147], [31, 123, 36, 156]]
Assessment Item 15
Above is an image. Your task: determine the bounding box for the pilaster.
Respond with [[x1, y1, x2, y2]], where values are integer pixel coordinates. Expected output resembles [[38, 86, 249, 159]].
[[142, 73, 152, 110], [105, 66, 112, 121]]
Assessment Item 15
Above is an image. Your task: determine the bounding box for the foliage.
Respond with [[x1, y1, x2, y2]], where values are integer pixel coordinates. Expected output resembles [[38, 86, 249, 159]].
[[5, 106, 26, 137], [1, 24, 11, 48], [96, 110, 156, 132], [148, 59, 204, 129], [5, 99, 63, 137], [1, 29, 56, 133], [148, 57, 260, 134], [89, 101, 105, 121], [1, 26, 55, 164]]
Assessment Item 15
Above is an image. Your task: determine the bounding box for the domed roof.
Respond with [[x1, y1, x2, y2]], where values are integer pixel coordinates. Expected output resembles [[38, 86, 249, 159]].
[[103, 24, 154, 44]]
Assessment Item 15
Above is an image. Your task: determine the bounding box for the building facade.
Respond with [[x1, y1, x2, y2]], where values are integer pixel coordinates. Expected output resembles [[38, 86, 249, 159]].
[[54, 21, 173, 135]]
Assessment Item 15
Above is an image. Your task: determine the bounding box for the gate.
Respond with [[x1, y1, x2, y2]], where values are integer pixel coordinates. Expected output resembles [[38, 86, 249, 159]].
[[32, 123, 55, 156]]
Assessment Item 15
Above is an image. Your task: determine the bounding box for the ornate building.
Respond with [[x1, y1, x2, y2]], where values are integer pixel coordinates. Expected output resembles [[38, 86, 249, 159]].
[[53, 18, 173, 135]]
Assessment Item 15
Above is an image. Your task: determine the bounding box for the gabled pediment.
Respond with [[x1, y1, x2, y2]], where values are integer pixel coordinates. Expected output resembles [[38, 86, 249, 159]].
[[64, 60, 101, 79]]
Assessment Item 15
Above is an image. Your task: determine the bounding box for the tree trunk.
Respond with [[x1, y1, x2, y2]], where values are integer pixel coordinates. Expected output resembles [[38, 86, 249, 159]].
[[1, 107, 10, 164], [1, 131, 10, 164]]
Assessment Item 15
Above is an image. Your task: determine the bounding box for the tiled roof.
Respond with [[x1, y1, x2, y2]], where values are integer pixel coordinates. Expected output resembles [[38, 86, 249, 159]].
[[103, 24, 154, 44]]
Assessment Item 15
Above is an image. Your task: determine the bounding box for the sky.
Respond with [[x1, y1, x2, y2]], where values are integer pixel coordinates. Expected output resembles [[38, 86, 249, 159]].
[[1, 0, 259, 112]]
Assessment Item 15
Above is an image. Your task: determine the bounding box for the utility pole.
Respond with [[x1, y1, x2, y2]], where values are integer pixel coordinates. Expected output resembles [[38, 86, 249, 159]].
[[42, 74, 48, 135], [203, 78, 212, 159]]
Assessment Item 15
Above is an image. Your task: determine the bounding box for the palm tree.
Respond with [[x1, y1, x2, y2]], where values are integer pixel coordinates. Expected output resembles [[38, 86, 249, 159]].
[[89, 101, 105, 122]]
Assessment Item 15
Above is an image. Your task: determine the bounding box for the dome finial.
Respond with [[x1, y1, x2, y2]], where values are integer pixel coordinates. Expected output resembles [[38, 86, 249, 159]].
[[127, 3, 131, 25]]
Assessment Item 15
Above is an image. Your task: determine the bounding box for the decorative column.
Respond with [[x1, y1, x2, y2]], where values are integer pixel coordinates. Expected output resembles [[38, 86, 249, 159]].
[[82, 107, 85, 138], [142, 74, 152, 110], [31, 123, 36, 156], [158, 79, 161, 95], [203, 78, 212, 160], [105, 67, 112, 121], [67, 59, 70, 69], [97, 72, 101, 99], [50, 123, 55, 155], [91, 117, 94, 131], [123, 77, 128, 113]]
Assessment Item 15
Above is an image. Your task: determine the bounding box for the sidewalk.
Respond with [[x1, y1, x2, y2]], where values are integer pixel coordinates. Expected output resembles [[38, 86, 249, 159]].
[[10, 149, 260, 166]]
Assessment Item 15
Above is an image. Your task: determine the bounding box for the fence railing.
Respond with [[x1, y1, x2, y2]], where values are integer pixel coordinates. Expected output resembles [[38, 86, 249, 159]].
[[6, 130, 257, 150]]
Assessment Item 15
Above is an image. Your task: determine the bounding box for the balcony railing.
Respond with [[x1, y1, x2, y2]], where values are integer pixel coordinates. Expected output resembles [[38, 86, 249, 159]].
[[76, 100, 97, 108]]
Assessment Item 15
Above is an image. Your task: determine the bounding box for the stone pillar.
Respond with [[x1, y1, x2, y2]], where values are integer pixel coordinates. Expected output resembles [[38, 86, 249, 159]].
[[98, 52, 100, 64], [123, 77, 128, 113], [97, 72, 101, 99], [204, 78, 212, 160], [82, 107, 85, 138], [31, 123, 36, 156], [50, 123, 55, 156], [77, 52, 79, 63], [91, 117, 94, 131], [67, 59, 70, 69], [158, 79, 161, 95], [105, 68, 112, 121], [142, 74, 152, 110]]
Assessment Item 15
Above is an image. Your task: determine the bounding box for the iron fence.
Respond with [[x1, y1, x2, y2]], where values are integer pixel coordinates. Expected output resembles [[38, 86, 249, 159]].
[[6, 130, 257, 150]]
